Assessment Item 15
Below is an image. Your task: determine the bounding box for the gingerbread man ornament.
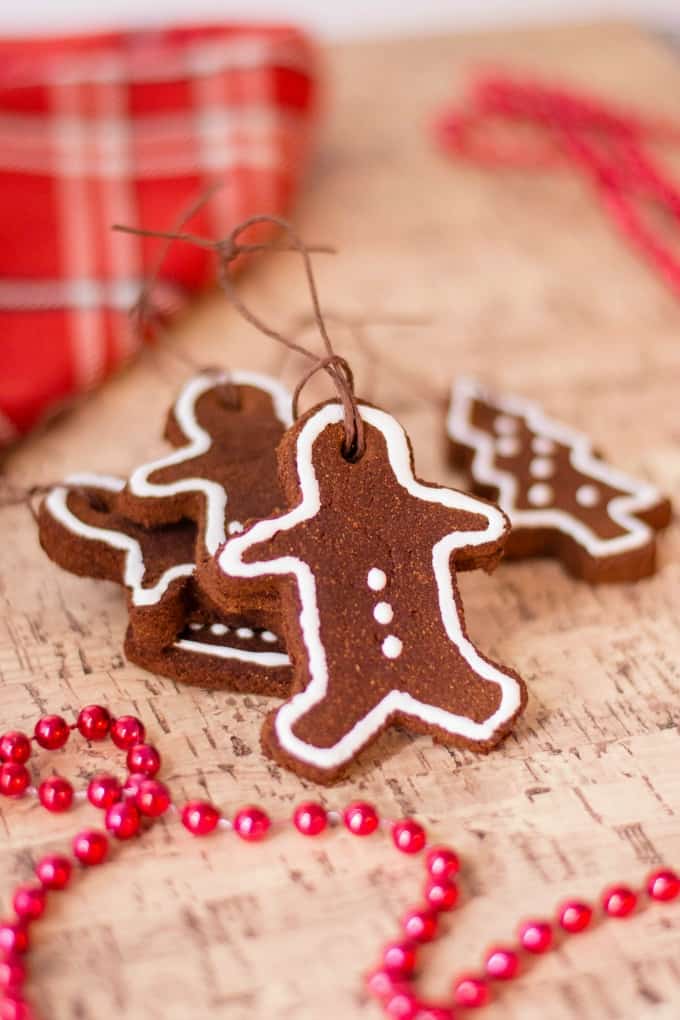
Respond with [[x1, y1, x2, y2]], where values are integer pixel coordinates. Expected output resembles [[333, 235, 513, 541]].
[[447, 377, 671, 583], [216, 400, 526, 784]]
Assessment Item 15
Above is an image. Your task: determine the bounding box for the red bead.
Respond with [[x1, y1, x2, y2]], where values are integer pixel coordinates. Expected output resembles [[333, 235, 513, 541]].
[[293, 801, 327, 836], [126, 744, 161, 777], [392, 819, 426, 855], [558, 900, 593, 934], [122, 773, 146, 798], [73, 829, 109, 866], [105, 800, 141, 840], [453, 975, 490, 1009], [181, 800, 219, 836], [0, 764, 30, 798], [519, 920, 553, 954], [87, 774, 122, 811], [402, 907, 438, 943], [34, 715, 70, 750], [0, 924, 28, 956], [110, 716, 145, 750], [365, 968, 405, 1001], [602, 885, 637, 918], [0, 997, 34, 1020], [76, 705, 111, 741], [234, 806, 270, 842], [647, 868, 680, 902], [343, 801, 379, 836], [12, 886, 46, 922], [0, 955, 26, 992], [38, 776, 73, 813], [384, 990, 418, 1019], [35, 855, 71, 890], [135, 779, 171, 818], [382, 941, 417, 977], [424, 877, 459, 912], [485, 946, 520, 980], [0, 733, 31, 765], [412, 1007, 455, 1020], [426, 846, 460, 881]]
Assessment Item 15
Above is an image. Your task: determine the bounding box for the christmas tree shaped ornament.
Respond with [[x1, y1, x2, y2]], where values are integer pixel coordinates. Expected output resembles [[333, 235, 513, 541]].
[[39, 475, 290, 695], [447, 377, 671, 583]]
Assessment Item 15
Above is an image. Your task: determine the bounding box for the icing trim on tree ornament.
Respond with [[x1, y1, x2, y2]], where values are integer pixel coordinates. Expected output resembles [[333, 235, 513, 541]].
[[447, 377, 670, 577], [127, 370, 293, 556], [219, 401, 524, 773]]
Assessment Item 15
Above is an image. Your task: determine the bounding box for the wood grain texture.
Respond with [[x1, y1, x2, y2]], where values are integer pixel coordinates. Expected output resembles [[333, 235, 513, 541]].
[[2, 21, 680, 1020]]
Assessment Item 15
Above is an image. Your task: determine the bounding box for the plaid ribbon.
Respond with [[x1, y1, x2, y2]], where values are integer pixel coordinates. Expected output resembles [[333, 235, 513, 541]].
[[0, 24, 319, 445]]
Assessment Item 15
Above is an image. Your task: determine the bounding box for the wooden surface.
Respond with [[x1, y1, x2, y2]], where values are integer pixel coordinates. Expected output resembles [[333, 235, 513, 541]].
[[3, 21, 680, 1020]]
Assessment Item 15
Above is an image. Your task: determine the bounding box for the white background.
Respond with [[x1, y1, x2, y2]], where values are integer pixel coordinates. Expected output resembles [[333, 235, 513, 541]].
[[1, 1, 679, 40]]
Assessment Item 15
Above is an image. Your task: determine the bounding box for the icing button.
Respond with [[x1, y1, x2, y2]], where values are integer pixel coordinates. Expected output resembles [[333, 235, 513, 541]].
[[529, 457, 554, 480], [188, 622, 204, 631], [236, 627, 255, 640], [210, 623, 229, 636], [493, 414, 517, 435], [532, 436, 555, 455], [367, 568, 387, 592], [228, 521, 244, 535], [527, 483, 553, 507], [260, 631, 278, 643], [381, 635, 403, 659], [373, 602, 394, 625], [496, 437, 520, 458], [576, 484, 600, 507]]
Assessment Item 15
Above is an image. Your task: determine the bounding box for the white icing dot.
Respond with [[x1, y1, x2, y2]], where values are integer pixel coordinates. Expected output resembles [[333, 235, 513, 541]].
[[373, 601, 394, 625], [236, 627, 254, 640], [367, 568, 387, 592], [530, 457, 554, 480], [260, 630, 278, 643], [189, 622, 204, 631], [494, 414, 517, 435], [496, 437, 520, 458], [210, 623, 229, 636], [576, 484, 600, 507], [527, 483, 553, 507], [532, 436, 555, 455], [381, 635, 403, 659], [228, 521, 244, 535]]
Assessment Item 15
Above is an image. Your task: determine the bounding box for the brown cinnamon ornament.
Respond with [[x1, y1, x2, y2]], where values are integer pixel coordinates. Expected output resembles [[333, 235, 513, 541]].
[[447, 378, 672, 583], [213, 399, 526, 784], [38, 475, 290, 695]]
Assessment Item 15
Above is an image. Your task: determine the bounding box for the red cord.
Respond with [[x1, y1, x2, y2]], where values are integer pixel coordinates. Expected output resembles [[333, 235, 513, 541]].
[[436, 74, 680, 297]]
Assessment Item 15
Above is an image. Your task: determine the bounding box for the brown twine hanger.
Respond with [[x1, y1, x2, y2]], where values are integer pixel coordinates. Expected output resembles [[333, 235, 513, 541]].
[[114, 213, 366, 460]]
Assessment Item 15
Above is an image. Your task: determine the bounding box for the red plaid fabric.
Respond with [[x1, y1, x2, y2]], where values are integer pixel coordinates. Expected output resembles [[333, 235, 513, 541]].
[[0, 24, 319, 445]]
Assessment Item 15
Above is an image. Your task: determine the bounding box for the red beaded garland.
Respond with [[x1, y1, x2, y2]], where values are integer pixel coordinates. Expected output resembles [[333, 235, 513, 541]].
[[485, 946, 520, 980], [0, 764, 30, 798], [135, 780, 171, 818], [105, 800, 141, 841], [181, 800, 219, 836], [72, 829, 109, 867], [38, 776, 73, 813], [76, 705, 111, 742], [402, 907, 438, 943], [0, 923, 29, 956], [35, 855, 71, 891], [384, 989, 417, 1019], [12, 886, 46, 922], [293, 801, 328, 836], [519, 919, 553, 954], [0, 955, 26, 992], [126, 743, 161, 778], [424, 877, 459, 912], [87, 774, 122, 811], [110, 716, 145, 750], [647, 868, 680, 902], [344, 801, 379, 836], [392, 819, 426, 855], [234, 806, 270, 842], [33, 715, 70, 751], [558, 900, 593, 934], [0, 997, 34, 1020], [426, 847, 460, 881], [602, 885, 637, 918], [382, 941, 417, 977], [453, 974, 490, 1009], [0, 733, 31, 765]]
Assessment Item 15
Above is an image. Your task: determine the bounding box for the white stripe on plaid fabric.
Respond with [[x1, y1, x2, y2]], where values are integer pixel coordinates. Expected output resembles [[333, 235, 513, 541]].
[[52, 80, 106, 390], [0, 278, 183, 313], [1, 37, 312, 89], [0, 108, 294, 177]]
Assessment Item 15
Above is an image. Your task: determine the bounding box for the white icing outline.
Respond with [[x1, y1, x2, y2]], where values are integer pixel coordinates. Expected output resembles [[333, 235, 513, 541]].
[[127, 370, 293, 556], [447, 377, 665, 558], [219, 402, 522, 772], [44, 473, 290, 671]]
